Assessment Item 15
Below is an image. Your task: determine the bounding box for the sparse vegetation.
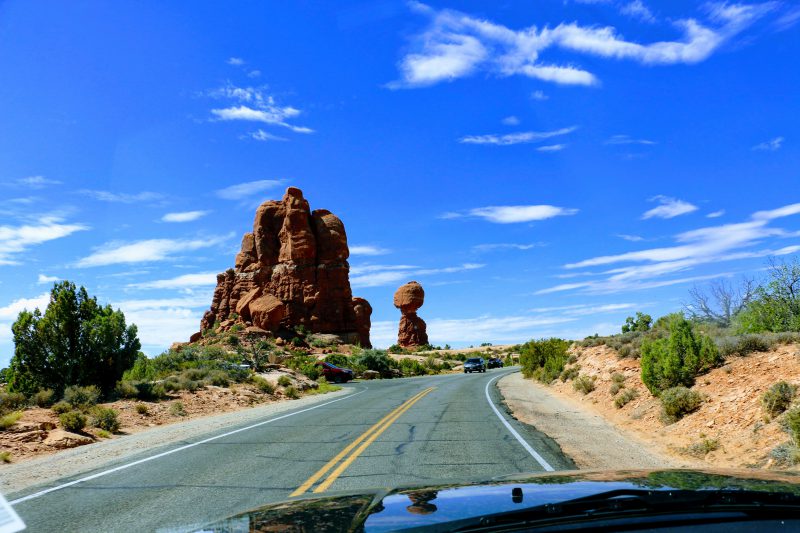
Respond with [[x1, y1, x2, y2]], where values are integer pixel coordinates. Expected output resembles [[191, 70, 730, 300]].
[[573, 374, 597, 395], [32, 388, 55, 407], [277, 375, 292, 387], [559, 365, 580, 382], [169, 402, 186, 417], [51, 400, 72, 414], [762, 381, 797, 417], [683, 437, 721, 457], [520, 338, 570, 384], [284, 385, 299, 399], [135, 403, 149, 415], [63, 385, 101, 409], [96, 429, 111, 438], [59, 410, 87, 432], [660, 386, 703, 423], [0, 451, 11, 463], [251, 375, 275, 394], [770, 443, 800, 467], [305, 377, 341, 395], [784, 406, 800, 445], [0, 411, 23, 430], [609, 373, 626, 395], [614, 388, 638, 409], [90, 406, 120, 432], [0, 391, 26, 412]]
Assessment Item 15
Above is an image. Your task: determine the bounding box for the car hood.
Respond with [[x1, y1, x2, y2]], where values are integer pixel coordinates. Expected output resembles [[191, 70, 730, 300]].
[[191, 468, 800, 532]]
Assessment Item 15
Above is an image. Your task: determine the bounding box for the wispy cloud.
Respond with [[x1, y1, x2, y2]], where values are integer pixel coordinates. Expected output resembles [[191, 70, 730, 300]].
[[707, 209, 726, 218], [537, 144, 566, 152], [391, 2, 774, 88], [208, 83, 313, 135], [531, 90, 549, 101], [752, 136, 784, 151], [6, 176, 62, 189], [215, 179, 284, 200], [529, 302, 639, 316], [76, 235, 231, 267], [501, 115, 520, 125], [459, 126, 577, 146], [116, 295, 212, 352], [617, 234, 645, 242], [350, 245, 391, 256], [78, 190, 164, 204], [248, 129, 288, 142], [128, 272, 218, 290], [37, 274, 59, 285], [227, 57, 245, 66], [606, 134, 656, 145], [161, 210, 210, 223], [472, 243, 541, 252], [0, 217, 88, 265], [619, 0, 657, 23], [774, 6, 800, 31], [641, 195, 698, 219], [447, 204, 579, 224], [350, 263, 484, 288]]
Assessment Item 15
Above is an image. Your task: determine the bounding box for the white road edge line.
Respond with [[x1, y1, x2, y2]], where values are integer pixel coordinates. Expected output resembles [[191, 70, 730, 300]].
[[485, 372, 554, 472], [10, 388, 366, 506]]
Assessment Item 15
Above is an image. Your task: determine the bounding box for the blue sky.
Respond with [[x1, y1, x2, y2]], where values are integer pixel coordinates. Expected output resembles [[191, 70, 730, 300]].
[[1, 1, 799, 365]]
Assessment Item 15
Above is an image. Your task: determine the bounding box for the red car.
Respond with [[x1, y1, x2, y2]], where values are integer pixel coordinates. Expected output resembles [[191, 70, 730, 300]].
[[315, 361, 355, 383]]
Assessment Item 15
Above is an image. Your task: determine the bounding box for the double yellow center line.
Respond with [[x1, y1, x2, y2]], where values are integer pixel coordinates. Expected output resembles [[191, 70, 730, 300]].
[[290, 387, 435, 497]]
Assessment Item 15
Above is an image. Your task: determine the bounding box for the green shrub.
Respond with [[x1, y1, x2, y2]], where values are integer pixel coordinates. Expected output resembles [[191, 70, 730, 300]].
[[63, 385, 101, 408], [299, 363, 321, 381], [0, 411, 23, 430], [573, 374, 596, 394], [559, 365, 580, 382], [398, 358, 427, 376], [178, 378, 201, 392], [284, 385, 299, 399], [785, 406, 800, 445], [96, 429, 111, 438], [660, 386, 702, 423], [683, 438, 720, 458], [277, 375, 292, 387], [770, 443, 800, 466], [716, 334, 774, 357], [32, 388, 55, 407], [169, 402, 186, 417], [614, 389, 637, 408], [251, 375, 275, 394], [0, 391, 27, 412], [0, 451, 11, 463], [51, 400, 72, 414], [324, 354, 350, 367], [135, 403, 149, 415], [621, 312, 652, 333], [114, 380, 139, 399], [352, 349, 394, 377], [762, 381, 797, 417], [59, 410, 87, 432], [205, 370, 230, 387], [640, 317, 720, 395], [520, 338, 570, 384], [133, 382, 167, 401], [90, 406, 120, 432]]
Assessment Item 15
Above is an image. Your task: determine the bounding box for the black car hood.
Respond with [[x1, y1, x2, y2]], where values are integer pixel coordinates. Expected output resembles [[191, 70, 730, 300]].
[[192, 468, 800, 532]]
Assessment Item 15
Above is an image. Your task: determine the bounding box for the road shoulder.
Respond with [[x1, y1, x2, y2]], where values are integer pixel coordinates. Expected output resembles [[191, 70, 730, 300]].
[[2, 387, 355, 497], [497, 372, 677, 470]]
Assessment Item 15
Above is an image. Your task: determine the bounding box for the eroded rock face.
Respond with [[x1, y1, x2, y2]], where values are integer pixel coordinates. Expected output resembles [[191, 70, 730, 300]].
[[394, 281, 429, 347], [198, 187, 372, 347]]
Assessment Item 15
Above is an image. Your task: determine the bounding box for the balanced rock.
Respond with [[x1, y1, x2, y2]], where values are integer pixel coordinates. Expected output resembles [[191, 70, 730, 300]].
[[394, 281, 428, 347], [198, 187, 372, 347]]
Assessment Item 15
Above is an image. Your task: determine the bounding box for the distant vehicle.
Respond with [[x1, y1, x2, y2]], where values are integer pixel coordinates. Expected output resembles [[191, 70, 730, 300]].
[[463, 357, 486, 373], [315, 361, 354, 383], [487, 357, 504, 369]]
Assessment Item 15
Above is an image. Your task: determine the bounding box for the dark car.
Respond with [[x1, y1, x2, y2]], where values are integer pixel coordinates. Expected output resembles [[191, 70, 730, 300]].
[[487, 357, 504, 369], [315, 361, 354, 383], [463, 357, 486, 373]]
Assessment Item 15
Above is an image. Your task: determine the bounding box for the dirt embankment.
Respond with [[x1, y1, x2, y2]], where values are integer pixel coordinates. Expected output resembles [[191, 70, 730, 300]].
[[502, 343, 800, 470]]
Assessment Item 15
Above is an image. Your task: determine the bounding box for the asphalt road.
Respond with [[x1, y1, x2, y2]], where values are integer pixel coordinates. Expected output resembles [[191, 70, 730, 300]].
[[9, 368, 573, 532]]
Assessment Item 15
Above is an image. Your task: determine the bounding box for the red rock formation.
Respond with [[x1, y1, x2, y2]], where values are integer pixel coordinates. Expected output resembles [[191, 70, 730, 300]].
[[198, 187, 372, 347], [394, 281, 428, 347]]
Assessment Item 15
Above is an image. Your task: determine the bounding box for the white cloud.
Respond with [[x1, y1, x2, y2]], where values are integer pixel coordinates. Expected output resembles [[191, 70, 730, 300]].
[[161, 210, 210, 223], [76, 235, 230, 267], [606, 134, 656, 145], [531, 90, 549, 101], [465, 205, 579, 223], [617, 234, 645, 242], [0, 217, 89, 265], [78, 190, 164, 204], [350, 263, 484, 288], [619, 0, 657, 23], [37, 274, 59, 285], [472, 243, 540, 252], [227, 57, 245, 66], [249, 129, 288, 142], [393, 2, 773, 88], [248, 69, 262, 78], [116, 295, 212, 352], [459, 126, 577, 145], [208, 83, 313, 135], [529, 302, 639, 315], [10, 176, 62, 189], [752, 136, 784, 151], [0, 293, 50, 344], [537, 144, 566, 152], [128, 272, 219, 290], [707, 209, 726, 218], [774, 7, 800, 31], [641, 195, 698, 219], [501, 115, 520, 125], [215, 179, 284, 200], [350, 245, 391, 256]]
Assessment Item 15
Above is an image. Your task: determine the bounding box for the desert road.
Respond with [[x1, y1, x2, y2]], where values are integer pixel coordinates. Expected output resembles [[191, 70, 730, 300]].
[[8, 368, 573, 532]]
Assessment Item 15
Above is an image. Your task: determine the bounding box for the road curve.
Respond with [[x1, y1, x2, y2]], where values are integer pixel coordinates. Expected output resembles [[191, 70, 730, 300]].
[[9, 368, 573, 532]]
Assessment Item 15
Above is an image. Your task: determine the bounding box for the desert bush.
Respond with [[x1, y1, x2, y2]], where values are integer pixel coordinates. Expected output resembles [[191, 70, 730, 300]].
[[660, 386, 702, 423], [51, 400, 72, 414], [785, 406, 800, 445], [735, 258, 800, 333], [762, 381, 797, 417], [135, 403, 149, 415], [0, 411, 23, 430], [398, 358, 427, 376], [615, 389, 638, 408], [0, 451, 11, 463], [520, 338, 570, 384], [0, 391, 27, 413], [284, 385, 299, 399], [96, 429, 111, 438], [640, 316, 720, 395], [277, 375, 292, 387], [715, 334, 773, 358], [90, 406, 120, 432], [63, 385, 101, 408], [169, 402, 186, 417], [683, 437, 720, 457], [114, 380, 139, 399], [352, 349, 395, 377], [770, 443, 800, 466], [205, 370, 230, 387], [59, 410, 87, 432], [566, 354, 578, 364], [250, 375, 275, 394], [573, 374, 597, 395], [177, 378, 201, 392], [324, 354, 350, 367], [32, 388, 55, 407], [559, 365, 580, 382]]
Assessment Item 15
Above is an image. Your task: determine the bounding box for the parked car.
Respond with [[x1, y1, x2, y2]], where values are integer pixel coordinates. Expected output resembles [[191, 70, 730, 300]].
[[487, 357, 504, 369], [315, 361, 354, 383], [463, 357, 486, 373]]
